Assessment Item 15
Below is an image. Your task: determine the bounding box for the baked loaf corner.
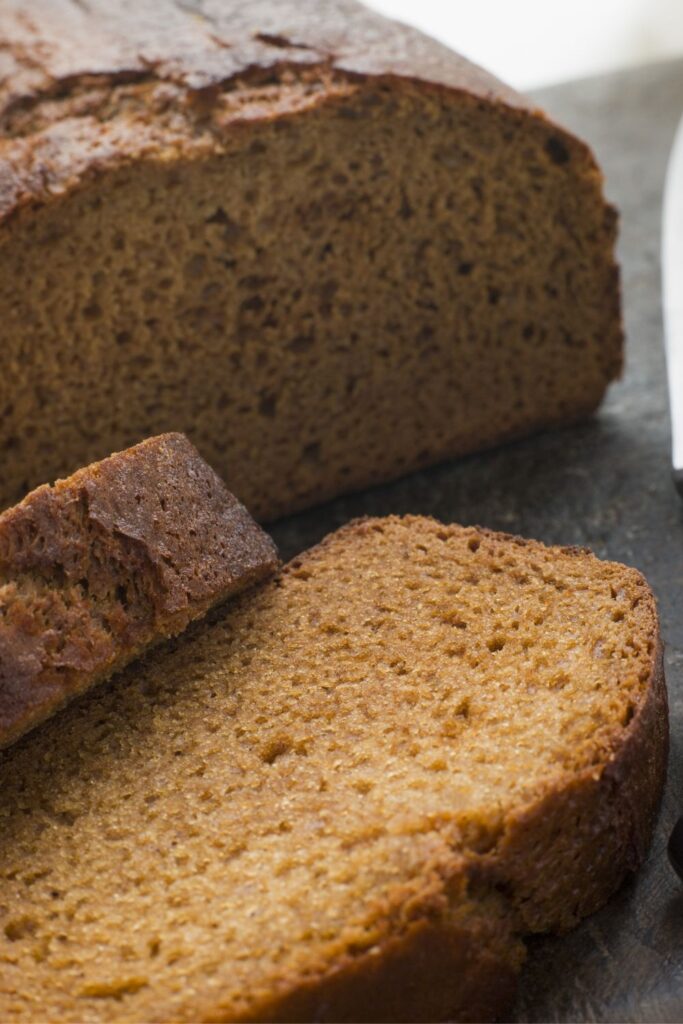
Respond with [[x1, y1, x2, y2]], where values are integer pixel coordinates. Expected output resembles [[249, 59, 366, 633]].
[[0, 432, 278, 749], [0, 516, 666, 1022]]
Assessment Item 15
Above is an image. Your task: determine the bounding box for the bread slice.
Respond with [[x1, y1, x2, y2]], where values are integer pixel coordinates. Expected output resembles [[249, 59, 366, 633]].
[[0, 516, 665, 1022], [0, 432, 278, 750], [0, 1, 621, 519]]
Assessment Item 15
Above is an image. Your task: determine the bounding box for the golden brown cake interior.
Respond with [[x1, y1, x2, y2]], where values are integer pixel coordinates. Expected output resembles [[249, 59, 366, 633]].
[[0, 517, 664, 1022]]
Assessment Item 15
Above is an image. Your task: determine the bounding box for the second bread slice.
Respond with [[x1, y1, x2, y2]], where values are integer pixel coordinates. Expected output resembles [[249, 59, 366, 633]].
[[0, 433, 278, 749], [0, 516, 666, 1021]]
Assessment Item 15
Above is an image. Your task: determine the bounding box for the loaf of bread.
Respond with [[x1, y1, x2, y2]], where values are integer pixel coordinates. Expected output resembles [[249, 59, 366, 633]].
[[0, 516, 665, 1022], [0, 1, 621, 519], [0, 432, 278, 751]]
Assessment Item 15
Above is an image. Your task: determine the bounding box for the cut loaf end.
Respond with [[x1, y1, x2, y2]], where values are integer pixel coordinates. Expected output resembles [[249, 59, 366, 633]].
[[0, 516, 666, 1022], [0, 432, 278, 749], [0, 0, 621, 519]]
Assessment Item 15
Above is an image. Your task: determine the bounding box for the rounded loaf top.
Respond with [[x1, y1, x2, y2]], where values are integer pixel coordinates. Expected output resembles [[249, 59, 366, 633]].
[[0, 0, 562, 226]]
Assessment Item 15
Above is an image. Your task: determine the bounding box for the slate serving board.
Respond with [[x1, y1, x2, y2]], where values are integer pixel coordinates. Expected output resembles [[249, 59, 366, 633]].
[[269, 58, 683, 1023]]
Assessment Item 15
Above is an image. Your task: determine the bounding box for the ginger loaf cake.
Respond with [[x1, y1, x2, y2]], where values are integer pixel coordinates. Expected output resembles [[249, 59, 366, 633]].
[[0, 0, 621, 519], [0, 432, 278, 751], [0, 516, 666, 1023]]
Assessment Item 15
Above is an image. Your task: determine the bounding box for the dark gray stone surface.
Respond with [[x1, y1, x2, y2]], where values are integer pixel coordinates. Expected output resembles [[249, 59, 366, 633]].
[[270, 58, 683, 1022]]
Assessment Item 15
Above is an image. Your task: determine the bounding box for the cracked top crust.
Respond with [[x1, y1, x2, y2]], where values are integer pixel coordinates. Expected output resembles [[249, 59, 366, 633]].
[[0, 0, 542, 225]]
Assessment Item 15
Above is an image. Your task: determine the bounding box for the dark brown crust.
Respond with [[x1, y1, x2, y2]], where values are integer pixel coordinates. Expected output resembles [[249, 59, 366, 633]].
[[235, 909, 522, 1024], [0, 0, 525, 116], [212, 515, 666, 1024], [0, 432, 278, 749], [0, 0, 604, 228], [476, 642, 668, 936]]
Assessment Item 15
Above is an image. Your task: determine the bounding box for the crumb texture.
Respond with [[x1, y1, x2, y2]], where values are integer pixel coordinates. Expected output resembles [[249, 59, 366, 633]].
[[0, 432, 278, 749], [0, 1, 621, 519], [0, 516, 665, 1022]]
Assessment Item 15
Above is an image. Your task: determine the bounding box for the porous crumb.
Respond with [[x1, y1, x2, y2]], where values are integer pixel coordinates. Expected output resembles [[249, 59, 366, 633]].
[[0, 516, 665, 1023], [0, 2, 621, 519]]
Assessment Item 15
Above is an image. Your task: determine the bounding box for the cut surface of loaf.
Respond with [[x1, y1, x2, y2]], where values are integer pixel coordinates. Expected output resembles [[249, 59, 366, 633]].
[[0, 516, 666, 1022], [0, 432, 278, 750], [0, 0, 621, 518]]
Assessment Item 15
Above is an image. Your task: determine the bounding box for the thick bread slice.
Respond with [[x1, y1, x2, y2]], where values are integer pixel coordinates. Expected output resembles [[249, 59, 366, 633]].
[[0, 517, 666, 1022], [0, 0, 621, 518], [0, 433, 278, 750]]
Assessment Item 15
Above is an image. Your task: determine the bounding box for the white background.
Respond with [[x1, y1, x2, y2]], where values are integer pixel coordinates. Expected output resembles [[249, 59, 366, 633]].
[[364, 0, 683, 89]]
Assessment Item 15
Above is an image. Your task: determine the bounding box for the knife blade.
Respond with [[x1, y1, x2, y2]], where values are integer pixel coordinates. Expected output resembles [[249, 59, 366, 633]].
[[662, 113, 683, 496], [663, 118, 683, 880]]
